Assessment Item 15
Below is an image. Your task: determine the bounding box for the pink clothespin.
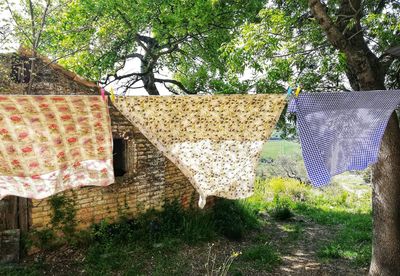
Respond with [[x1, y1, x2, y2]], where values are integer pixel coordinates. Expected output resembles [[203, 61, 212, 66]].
[[100, 87, 106, 101]]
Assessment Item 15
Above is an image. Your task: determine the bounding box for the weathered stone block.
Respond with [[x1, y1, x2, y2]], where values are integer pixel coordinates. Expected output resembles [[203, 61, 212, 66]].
[[0, 229, 20, 264]]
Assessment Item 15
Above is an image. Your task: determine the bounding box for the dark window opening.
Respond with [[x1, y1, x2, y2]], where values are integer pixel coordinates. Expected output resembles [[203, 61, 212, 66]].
[[113, 138, 127, 177], [11, 55, 31, 84]]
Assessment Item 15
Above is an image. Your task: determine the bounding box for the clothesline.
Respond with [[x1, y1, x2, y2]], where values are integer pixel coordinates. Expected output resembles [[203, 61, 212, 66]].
[[0, 91, 399, 207]]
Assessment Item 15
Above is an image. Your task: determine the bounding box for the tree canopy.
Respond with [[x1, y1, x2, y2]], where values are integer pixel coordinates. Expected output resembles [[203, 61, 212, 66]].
[[24, 0, 263, 94], [224, 0, 400, 92], [1, 0, 399, 94]]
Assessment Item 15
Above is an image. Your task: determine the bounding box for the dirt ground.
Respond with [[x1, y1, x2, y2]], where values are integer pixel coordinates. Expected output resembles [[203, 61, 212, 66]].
[[10, 217, 368, 276]]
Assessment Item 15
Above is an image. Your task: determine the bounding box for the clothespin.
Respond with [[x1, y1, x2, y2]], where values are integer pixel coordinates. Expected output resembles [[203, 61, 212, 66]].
[[100, 87, 106, 101], [295, 85, 301, 97], [110, 87, 116, 103], [287, 86, 293, 96]]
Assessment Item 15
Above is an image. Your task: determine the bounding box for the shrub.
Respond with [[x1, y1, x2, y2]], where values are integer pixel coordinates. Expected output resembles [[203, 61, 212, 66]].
[[212, 199, 259, 241], [91, 200, 216, 245], [362, 169, 371, 183], [48, 194, 77, 240], [267, 177, 310, 201], [269, 195, 294, 221], [26, 229, 59, 251]]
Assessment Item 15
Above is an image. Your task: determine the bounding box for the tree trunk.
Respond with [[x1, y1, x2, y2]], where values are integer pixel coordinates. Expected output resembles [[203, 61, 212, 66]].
[[370, 113, 400, 275], [358, 70, 400, 276], [357, 69, 400, 276], [139, 36, 160, 96], [141, 70, 160, 95], [307, 1, 400, 273], [26, 56, 35, 95]]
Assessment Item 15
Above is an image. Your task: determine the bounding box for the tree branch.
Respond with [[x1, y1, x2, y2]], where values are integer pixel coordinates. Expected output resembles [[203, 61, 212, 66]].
[[114, 9, 151, 51], [309, 0, 385, 90], [4, 0, 34, 45], [136, 34, 157, 45], [379, 46, 400, 75], [115, 8, 132, 28], [34, 0, 51, 48], [374, 0, 387, 14], [28, 0, 36, 46], [154, 78, 194, 94], [308, 0, 348, 50], [161, 82, 180, 95], [101, 72, 145, 86], [37, 46, 89, 72], [125, 53, 144, 61]]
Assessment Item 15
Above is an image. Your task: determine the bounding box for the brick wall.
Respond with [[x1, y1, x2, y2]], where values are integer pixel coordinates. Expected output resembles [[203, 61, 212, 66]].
[[0, 52, 208, 231], [30, 106, 200, 230]]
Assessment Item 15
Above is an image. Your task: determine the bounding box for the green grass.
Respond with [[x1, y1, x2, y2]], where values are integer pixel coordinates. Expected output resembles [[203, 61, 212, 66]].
[[296, 203, 372, 266], [0, 172, 372, 274], [280, 223, 304, 242], [1, 199, 260, 276], [261, 140, 301, 160], [212, 199, 260, 241], [235, 244, 281, 271], [82, 199, 260, 275], [245, 177, 372, 267], [0, 264, 44, 276], [84, 241, 189, 275]]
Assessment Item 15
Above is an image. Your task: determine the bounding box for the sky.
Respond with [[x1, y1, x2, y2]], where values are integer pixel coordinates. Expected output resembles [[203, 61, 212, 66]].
[[0, 3, 172, 96], [0, 1, 257, 96], [108, 54, 173, 96]]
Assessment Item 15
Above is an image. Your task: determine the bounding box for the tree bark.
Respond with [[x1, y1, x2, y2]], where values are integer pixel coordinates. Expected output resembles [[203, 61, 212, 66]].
[[370, 113, 400, 276], [308, 0, 400, 274], [141, 70, 160, 95], [138, 35, 161, 95]]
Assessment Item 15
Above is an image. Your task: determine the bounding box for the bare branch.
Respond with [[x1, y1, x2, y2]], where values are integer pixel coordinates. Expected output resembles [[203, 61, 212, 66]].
[[162, 82, 180, 95], [101, 71, 145, 86], [154, 78, 194, 94], [136, 34, 157, 45], [4, 0, 34, 45], [37, 46, 90, 71], [28, 0, 36, 46], [125, 53, 144, 61], [35, 0, 52, 48]]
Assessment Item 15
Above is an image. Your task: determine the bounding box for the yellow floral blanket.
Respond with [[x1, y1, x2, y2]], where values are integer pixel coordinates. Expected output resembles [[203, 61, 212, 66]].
[[114, 94, 286, 207], [0, 95, 114, 199]]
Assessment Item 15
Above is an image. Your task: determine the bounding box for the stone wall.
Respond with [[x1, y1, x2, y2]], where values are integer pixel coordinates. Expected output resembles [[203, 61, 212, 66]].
[[0, 230, 20, 263], [0, 52, 98, 95], [0, 51, 207, 231], [30, 105, 200, 230]]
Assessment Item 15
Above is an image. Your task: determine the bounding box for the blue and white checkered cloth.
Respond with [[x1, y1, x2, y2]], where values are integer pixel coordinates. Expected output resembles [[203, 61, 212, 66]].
[[288, 90, 400, 186]]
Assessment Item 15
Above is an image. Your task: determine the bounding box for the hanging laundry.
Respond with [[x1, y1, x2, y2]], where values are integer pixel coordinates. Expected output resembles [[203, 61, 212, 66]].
[[114, 94, 286, 207], [288, 90, 400, 186], [0, 96, 114, 199]]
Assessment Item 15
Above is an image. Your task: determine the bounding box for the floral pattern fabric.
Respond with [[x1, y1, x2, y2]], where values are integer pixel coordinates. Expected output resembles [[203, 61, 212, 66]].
[[114, 94, 286, 207], [0, 95, 114, 199]]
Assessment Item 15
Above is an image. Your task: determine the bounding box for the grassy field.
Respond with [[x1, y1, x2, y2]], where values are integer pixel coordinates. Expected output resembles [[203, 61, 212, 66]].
[[260, 140, 302, 160], [0, 175, 372, 275]]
